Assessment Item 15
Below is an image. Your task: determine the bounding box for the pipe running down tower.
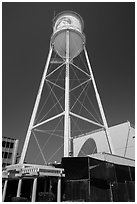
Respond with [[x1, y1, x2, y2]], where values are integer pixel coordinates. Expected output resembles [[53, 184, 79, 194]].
[[19, 11, 114, 164], [51, 12, 85, 157]]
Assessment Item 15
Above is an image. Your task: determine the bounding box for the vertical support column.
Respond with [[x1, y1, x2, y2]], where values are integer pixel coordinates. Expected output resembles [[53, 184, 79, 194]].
[[19, 46, 53, 164], [12, 139, 19, 164], [57, 177, 61, 202], [109, 183, 114, 201], [2, 179, 8, 202], [64, 30, 70, 157], [31, 177, 37, 202], [16, 178, 22, 197], [84, 47, 114, 154], [69, 116, 73, 156], [49, 177, 52, 193]]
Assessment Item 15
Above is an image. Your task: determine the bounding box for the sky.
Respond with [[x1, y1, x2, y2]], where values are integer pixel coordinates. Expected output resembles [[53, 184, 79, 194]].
[[2, 2, 135, 164]]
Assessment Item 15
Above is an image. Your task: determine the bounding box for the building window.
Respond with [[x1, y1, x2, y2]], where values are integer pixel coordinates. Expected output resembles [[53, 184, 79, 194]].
[[10, 142, 14, 148], [3, 152, 8, 159], [8, 153, 12, 159], [2, 152, 4, 158], [2, 141, 6, 147], [6, 142, 10, 148], [2, 163, 6, 168]]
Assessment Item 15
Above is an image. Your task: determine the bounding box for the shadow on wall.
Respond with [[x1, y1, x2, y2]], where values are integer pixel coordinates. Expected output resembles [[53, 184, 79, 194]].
[[78, 138, 97, 157]]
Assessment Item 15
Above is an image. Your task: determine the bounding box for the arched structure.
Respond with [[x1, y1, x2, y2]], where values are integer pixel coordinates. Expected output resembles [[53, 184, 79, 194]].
[[73, 128, 109, 157], [78, 138, 97, 156], [73, 121, 135, 159]]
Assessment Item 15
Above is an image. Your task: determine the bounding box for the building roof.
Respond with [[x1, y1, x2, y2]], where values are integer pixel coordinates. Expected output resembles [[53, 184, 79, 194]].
[[88, 152, 135, 167]]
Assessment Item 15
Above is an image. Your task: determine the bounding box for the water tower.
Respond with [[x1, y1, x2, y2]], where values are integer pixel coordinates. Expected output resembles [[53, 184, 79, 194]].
[[19, 11, 114, 164], [51, 11, 85, 59]]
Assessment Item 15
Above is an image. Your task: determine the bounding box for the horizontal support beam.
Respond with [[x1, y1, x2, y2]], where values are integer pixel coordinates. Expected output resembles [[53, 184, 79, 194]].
[[32, 112, 64, 129], [70, 62, 91, 78], [50, 58, 65, 64], [46, 62, 65, 78], [70, 112, 104, 128]]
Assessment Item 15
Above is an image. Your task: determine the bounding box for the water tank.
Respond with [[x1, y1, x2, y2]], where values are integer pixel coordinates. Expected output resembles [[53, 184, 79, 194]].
[[51, 11, 85, 59]]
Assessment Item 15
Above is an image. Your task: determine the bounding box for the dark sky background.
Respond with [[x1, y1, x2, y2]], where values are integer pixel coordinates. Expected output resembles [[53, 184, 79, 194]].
[[3, 2, 135, 164]]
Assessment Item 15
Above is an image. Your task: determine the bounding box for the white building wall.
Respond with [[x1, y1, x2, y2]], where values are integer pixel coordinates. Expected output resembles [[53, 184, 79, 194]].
[[73, 121, 135, 160], [124, 125, 135, 159]]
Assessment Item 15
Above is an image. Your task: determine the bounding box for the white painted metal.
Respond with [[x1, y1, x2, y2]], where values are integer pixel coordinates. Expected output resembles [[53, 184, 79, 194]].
[[46, 62, 65, 78], [12, 139, 19, 164], [2, 179, 8, 201], [16, 178, 22, 197], [64, 31, 70, 157], [32, 111, 64, 129], [88, 152, 135, 167], [19, 11, 115, 162], [53, 12, 83, 33], [51, 11, 85, 59], [70, 111, 104, 128], [31, 178, 37, 202], [33, 131, 47, 165], [84, 47, 114, 154], [57, 177, 61, 202], [69, 116, 72, 156], [46, 79, 65, 90], [70, 61, 91, 77], [70, 78, 91, 92], [19, 46, 53, 164]]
